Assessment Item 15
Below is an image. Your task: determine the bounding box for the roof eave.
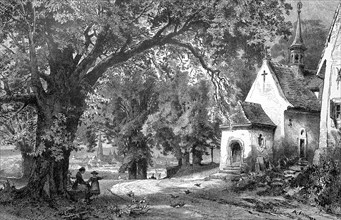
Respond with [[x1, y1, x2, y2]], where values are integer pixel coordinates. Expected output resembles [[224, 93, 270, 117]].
[[230, 123, 276, 130], [286, 106, 320, 113]]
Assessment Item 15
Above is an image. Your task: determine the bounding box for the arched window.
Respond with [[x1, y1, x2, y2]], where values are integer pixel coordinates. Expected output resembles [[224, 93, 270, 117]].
[[295, 54, 299, 63], [300, 129, 305, 136], [299, 128, 306, 158]]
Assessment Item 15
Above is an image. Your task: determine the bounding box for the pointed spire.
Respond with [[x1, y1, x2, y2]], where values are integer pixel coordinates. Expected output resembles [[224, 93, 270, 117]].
[[289, 1, 306, 67], [291, 1, 305, 47]]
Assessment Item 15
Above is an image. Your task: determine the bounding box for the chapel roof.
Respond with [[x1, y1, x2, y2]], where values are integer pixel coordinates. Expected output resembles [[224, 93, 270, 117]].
[[229, 101, 276, 128], [268, 61, 321, 112], [303, 74, 322, 91]]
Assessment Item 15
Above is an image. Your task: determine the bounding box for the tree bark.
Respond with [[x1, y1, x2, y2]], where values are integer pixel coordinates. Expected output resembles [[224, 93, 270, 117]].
[[182, 150, 190, 166], [177, 157, 183, 167], [192, 145, 203, 165], [128, 161, 137, 180], [136, 158, 147, 179], [17, 86, 85, 199], [97, 132, 103, 160], [21, 152, 34, 179]]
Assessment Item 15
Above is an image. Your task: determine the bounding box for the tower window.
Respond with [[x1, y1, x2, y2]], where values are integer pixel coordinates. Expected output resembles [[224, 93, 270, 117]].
[[336, 105, 341, 119], [330, 99, 341, 128], [295, 54, 299, 63]]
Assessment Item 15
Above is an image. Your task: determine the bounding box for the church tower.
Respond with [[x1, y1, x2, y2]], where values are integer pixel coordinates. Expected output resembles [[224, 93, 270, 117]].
[[289, 1, 306, 67]]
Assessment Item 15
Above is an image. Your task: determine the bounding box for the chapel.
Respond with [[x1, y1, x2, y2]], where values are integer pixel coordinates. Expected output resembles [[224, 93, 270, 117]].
[[219, 2, 323, 172]]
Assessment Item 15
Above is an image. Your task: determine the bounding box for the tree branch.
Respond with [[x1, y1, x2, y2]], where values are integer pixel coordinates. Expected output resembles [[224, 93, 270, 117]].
[[165, 39, 219, 74], [27, 3, 44, 97], [74, 25, 95, 65], [0, 44, 15, 54], [165, 38, 229, 106], [38, 72, 53, 85], [119, 33, 132, 53], [132, 2, 154, 23], [0, 94, 36, 105], [153, 14, 173, 39], [2, 79, 12, 96], [82, 15, 204, 88], [83, 37, 163, 87], [73, 25, 110, 80]]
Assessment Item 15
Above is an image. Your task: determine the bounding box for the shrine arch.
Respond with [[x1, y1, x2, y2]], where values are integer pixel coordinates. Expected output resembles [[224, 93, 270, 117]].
[[228, 139, 244, 166]]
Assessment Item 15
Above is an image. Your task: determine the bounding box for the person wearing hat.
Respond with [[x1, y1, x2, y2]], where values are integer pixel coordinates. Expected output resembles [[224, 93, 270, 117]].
[[72, 167, 89, 191], [88, 171, 104, 196]]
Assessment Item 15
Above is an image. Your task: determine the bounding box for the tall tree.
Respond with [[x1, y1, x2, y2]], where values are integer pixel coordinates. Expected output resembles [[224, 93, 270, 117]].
[[0, 105, 36, 179], [95, 63, 158, 179], [0, 0, 292, 198], [143, 70, 221, 167]]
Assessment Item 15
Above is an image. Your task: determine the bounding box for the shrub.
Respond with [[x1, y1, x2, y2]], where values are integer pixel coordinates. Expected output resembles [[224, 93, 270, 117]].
[[290, 148, 341, 214]]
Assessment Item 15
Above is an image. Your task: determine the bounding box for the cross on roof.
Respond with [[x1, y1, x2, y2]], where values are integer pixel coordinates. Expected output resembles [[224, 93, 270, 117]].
[[261, 70, 268, 83]]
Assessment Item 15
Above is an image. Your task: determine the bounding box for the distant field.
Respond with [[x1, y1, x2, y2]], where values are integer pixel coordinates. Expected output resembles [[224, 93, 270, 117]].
[[0, 144, 220, 180], [0, 148, 21, 157]]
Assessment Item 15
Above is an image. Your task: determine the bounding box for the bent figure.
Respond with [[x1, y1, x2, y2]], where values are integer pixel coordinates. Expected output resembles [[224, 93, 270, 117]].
[[71, 167, 90, 202]]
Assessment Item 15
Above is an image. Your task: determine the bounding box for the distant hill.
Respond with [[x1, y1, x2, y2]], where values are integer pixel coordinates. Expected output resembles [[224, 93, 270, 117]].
[[286, 0, 339, 26]]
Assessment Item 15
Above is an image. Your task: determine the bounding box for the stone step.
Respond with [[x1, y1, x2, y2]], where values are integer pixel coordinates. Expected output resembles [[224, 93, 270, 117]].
[[209, 172, 240, 181], [222, 166, 240, 170], [220, 168, 240, 175], [297, 159, 309, 165]]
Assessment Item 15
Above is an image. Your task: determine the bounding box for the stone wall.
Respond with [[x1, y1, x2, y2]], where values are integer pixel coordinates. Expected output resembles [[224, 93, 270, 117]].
[[246, 128, 274, 172], [284, 109, 320, 162]]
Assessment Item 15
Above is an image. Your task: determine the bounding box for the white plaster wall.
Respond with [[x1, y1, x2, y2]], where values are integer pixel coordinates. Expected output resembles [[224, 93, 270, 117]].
[[249, 128, 274, 159], [319, 16, 341, 148], [219, 129, 251, 170], [246, 60, 291, 148]]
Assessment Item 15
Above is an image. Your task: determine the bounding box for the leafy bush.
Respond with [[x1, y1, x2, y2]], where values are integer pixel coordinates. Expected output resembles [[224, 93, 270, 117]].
[[290, 148, 341, 214]]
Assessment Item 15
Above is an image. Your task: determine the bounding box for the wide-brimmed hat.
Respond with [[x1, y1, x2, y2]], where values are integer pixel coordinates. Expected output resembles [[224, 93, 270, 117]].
[[91, 171, 99, 175]]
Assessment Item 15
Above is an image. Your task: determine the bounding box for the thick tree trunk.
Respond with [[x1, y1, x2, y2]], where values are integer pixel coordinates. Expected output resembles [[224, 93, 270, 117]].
[[128, 161, 137, 179], [21, 152, 34, 179], [20, 152, 71, 199], [182, 150, 190, 166], [192, 146, 203, 166], [97, 132, 103, 160], [136, 158, 147, 179], [177, 157, 183, 167], [17, 88, 85, 199]]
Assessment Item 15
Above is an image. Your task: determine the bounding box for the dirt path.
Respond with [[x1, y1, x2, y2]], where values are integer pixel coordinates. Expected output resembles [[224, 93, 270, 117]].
[[107, 178, 339, 220], [0, 176, 339, 219]]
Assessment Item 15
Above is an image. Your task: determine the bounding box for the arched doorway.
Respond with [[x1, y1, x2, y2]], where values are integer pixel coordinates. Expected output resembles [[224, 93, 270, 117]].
[[230, 142, 242, 166]]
